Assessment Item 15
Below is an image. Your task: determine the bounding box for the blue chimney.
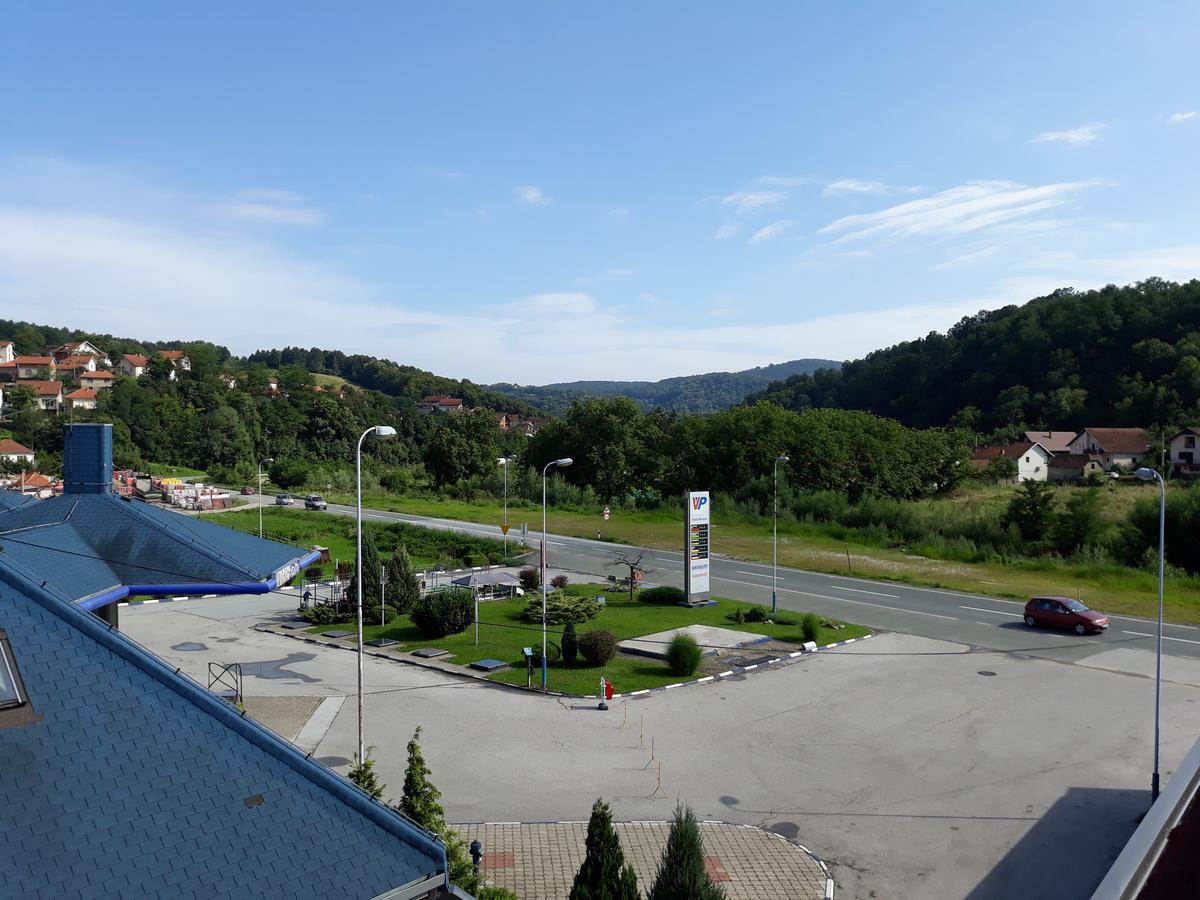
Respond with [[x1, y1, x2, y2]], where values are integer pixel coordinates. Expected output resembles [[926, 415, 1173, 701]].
[[63, 424, 113, 494]]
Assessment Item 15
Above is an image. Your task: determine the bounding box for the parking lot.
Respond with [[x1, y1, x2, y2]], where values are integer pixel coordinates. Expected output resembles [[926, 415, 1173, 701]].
[[124, 592, 1200, 899]]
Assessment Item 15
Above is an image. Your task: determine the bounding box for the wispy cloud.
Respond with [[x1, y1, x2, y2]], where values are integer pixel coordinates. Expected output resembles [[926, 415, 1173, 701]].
[[824, 179, 922, 197], [608, 207, 629, 218], [1031, 123, 1106, 144], [819, 179, 1105, 244], [749, 220, 794, 244], [715, 221, 741, 240], [1169, 111, 1197, 124], [721, 190, 787, 214], [755, 175, 811, 188], [516, 184, 551, 206], [221, 188, 324, 225]]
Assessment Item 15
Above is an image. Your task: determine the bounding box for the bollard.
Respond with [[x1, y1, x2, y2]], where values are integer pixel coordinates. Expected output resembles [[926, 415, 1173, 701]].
[[598, 676, 609, 711]]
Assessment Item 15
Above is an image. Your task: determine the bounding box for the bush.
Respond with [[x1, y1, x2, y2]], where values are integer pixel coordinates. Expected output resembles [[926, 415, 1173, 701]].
[[638, 585, 685, 605], [411, 589, 474, 637], [562, 621, 578, 664], [520, 590, 601, 625], [551, 574, 570, 589], [801, 612, 820, 643], [301, 603, 345, 625], [666, 633, 702, 676], [519, 567, 541, 590], [476, 889, 520, 900], [364, 605, 401, 625], [531, 642, 561, 665], [578, 629, 617, 666], [743, 606, 768, 623]]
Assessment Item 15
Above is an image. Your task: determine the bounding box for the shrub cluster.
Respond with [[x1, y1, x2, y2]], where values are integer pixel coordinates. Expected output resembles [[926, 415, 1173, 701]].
[[666, 633, 703, 676], [520, 590, 601, 626], [638, 585, 685, 605], [578, 629, 617, 666], [411, 588, 474, 637]]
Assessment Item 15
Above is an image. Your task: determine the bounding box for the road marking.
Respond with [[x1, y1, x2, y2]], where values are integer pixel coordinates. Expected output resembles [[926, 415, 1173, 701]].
[[960, 606, 1022, 618], [775, 585, 959, 621], [735, 570, 772, 578], [835, 586, 900, 598], [1123, 630, 1200, 646]]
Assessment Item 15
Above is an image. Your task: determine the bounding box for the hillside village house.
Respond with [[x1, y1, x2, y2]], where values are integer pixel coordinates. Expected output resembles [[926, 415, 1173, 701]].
[[65, 388, 98, 410], [970, 441, 1052, 481], [50, 339, 108, 363], [1047, 453, 1106, 483], [1067, 428, 1153, 470], [1169, 427, 1200, 476], [417, 395, 464, 413], [0, 341, 13, 364], [78, 369, 115, 391], [0, 438, 35, 466], [16, 379, 64, 412], [56, 354, 98, 377], [119, 353, 148, 378], [157, 349, 191, 373], [1023, 430, 1077, 454], [14, 356, 56, 379]]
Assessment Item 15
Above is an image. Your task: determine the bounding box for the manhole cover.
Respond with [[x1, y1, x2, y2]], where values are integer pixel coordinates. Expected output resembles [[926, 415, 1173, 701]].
[[978, 670, 997, 677]]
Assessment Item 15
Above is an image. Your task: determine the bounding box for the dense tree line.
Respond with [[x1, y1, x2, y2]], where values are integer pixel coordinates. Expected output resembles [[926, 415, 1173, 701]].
[[747, 279, 1200, 432]]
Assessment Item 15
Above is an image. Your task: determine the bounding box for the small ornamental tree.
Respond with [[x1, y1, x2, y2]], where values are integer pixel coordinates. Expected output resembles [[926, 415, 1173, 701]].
[[665, 633, 702, 676], [562, 621, 579, 665], [398, 726, 478, 893], [385, 544, 421, 613], [569, 798, 639, 900], [348, 748, 385, 800], [519, 567, 541, 590], [648, 804, 726, 900], [347, 527, 384, 609]]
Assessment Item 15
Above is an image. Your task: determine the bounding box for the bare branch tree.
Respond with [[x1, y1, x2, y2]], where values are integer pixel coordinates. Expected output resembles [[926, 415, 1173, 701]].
[[608, 550, 652, 603]]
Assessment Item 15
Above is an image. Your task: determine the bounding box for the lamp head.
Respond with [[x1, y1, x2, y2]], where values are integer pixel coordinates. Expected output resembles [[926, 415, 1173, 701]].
[[555, 457, 573, 468], [1135, 467, 1157, 482], [777, 455, 790, 463], [262, 457, 275, 466], [374, 425, 398, 438], [497, 456, 509, 466]]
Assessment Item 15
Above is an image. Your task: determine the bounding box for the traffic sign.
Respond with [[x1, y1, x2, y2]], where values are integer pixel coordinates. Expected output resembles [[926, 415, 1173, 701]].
[[603, 505, 610, 521], [500, 524, 510, 535]]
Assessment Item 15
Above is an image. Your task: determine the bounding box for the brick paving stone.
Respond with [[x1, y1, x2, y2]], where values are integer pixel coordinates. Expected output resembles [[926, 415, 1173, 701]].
[[453, 821, 829, 900], [241, 695, 323, 741]]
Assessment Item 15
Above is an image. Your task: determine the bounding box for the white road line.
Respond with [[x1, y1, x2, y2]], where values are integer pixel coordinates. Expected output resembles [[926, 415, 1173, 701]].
[[835, 586, 900, 598], [736, 570, 772, 578], [960, 605, 1023, 618], [1123, 630, 1200, 646]]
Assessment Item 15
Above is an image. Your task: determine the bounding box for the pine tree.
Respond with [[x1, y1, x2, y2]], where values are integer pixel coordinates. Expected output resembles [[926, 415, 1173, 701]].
[[562, 621, 579, 665], [397, 726, 479, 894], [348, 748, 385, 800], [385, 544, 421, 613], [648, 804, 725, 900], [569, 798, 640, 900], [347, 527, 383, 609]]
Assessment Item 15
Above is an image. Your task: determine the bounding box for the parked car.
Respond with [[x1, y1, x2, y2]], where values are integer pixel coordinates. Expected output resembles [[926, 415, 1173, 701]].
[[1023, 596, 1110, 634], [240, 486, 256, 495], [304, 494, 328, 511], [275, 493, 294, 506]]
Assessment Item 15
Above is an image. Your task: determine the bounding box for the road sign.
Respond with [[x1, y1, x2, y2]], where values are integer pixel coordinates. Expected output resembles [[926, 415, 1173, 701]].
[[500, 523, 510, 534], [603, 505, 610, 521]]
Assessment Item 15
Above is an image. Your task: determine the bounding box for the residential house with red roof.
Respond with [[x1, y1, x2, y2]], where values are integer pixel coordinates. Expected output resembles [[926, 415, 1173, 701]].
[[16, 379, 63, 412], [119, 354, 148, 377], [970, 441, 1052, 481], [0, 438, 35, 465], [1022, 430, 1078, 454], [65, 387, 98, 411], [14, 356, 56, 379], [1047, 453, 1105, 483], [417, 395, 464, 413], [0, 341, 13, 364], [1067, 428, 1153, 471], [1169, 427, 1200, 476], [57, 354, 98, 379], [157, 349, 191, 374], [79, 369, 115, 391], [50, 339, 109, 365]]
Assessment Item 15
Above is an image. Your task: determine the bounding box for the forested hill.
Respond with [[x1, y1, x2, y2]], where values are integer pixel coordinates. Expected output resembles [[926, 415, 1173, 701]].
[[746, 279, 1200, 432], [247, 347, 538, 415], [490, 358, 841, 414]]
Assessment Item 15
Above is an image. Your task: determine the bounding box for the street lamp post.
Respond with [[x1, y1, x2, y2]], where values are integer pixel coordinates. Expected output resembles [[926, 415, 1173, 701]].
[[356, 425, 397, 765], [773, 455, 790, 614], [1136, 466, 1166, 802], [257, 457, 274, 539], [498, 455, 511, 559], [541, 457, 573, 690]]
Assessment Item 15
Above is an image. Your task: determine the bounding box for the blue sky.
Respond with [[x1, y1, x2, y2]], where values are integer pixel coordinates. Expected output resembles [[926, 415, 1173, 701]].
[[2, 2, 1198, 382]]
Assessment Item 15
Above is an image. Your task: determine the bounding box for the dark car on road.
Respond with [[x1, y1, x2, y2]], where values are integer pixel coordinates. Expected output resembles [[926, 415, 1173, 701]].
[[304, 494, 328, 511], [1024, 596, 1110, 634], [275, 493, 294, 506]]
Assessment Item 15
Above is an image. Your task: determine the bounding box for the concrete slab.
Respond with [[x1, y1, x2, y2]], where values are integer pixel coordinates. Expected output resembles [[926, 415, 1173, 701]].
[[280, 621, 311, 630], [412, 647, 449, 658], [365, 638, 400, 648], [618, 624, 770, 660], [470, 658, 508, 672], [320, 629, 353, 638]]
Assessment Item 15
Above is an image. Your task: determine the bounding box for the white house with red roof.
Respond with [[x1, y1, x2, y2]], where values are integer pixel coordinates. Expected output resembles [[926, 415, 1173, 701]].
[[971, 441, 1052, 481], [119, 354, 148, 377], [50, 340, 108, 365], [1169, 427, 1200, 476], [78, 370, 115, 391], [157, 349, 191, 372], [417, 395, 464, 413], [1067, 428, 1152, 471], [65, 388, 98, 410], [0, 341, 13, 364], [14, 356, 56, 379], [0, 438, 35, 465], [16, 379, 63, 412]]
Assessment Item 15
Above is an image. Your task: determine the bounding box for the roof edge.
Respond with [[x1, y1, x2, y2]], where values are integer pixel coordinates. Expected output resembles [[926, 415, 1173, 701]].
[[0, 561, 449, 881]]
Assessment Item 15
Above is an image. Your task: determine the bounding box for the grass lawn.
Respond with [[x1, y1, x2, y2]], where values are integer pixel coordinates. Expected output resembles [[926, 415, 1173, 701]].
[[320, 489, 1200, 624], [145, 463, 208, 479], [305, 583, 869, 696]]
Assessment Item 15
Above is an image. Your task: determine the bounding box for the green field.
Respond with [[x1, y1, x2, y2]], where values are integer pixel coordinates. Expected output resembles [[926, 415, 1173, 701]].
[[304, 583, 868, 695], [145, 463, 208, 478]]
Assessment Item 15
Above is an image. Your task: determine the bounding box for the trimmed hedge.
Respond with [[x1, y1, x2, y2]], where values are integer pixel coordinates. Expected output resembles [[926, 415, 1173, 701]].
[[578, 629, 617, 666], [638, 585, 685, 605], [411, 588, 474, 637]]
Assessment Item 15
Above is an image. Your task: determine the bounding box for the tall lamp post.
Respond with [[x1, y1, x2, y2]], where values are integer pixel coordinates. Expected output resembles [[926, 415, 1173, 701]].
[[498, 455, 511, 559], [257, 457, 274, 539], [773, 455, 790, 614], [355, 425, 397, 765], [1136, 466, 1166, 802], [541, 457, 573, 689]]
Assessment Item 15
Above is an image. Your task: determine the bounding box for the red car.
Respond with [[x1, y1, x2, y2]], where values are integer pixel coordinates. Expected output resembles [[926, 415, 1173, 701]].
[[1024, 596, 1109, 634]]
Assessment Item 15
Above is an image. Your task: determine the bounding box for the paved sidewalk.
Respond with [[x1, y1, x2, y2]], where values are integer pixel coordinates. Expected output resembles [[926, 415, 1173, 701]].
[[453, 821, 831, 899]]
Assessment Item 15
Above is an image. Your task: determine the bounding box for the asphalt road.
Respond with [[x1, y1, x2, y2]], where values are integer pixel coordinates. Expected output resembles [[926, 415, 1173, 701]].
[[252, 495, 1200, 669]]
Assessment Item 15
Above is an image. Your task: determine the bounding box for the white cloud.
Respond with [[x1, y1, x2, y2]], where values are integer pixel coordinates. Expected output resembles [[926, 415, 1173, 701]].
[[748, 220, 794, 244], [824, 179, 922, 196], [507, 292, 596, 316], [219, 188, 324, 225], [819, 179, 1105, 244], [714, 221, 741, 240], [516, 184, 551, 206], [1031, 123, 1106, 144], [720, 190, 788, 214], [1169, 111, 1197, 124], [608, 207, 629, 218]]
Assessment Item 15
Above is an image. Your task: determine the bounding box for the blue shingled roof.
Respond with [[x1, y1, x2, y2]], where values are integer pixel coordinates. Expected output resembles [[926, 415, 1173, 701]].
[[0, 571, 449, 899], [0, 490, 35, 511], [0, 491, 312, 605]]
